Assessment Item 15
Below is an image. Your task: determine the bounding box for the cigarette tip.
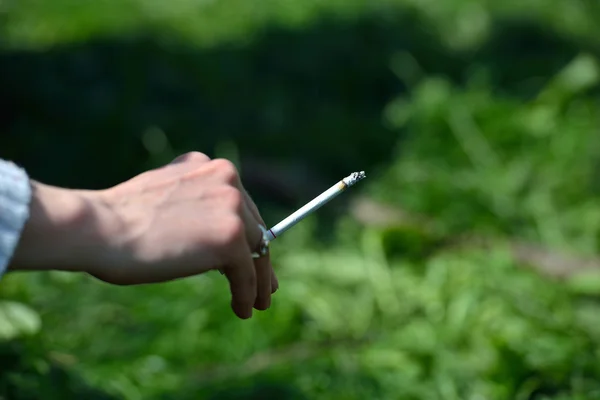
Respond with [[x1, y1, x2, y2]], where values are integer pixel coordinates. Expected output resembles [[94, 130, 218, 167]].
[[344, 170, 367, 186], [353, 171, 366, 181]]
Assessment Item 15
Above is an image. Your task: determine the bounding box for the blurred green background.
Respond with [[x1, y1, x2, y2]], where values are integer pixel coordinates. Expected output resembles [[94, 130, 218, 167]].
[[2, 0, 600, 399]]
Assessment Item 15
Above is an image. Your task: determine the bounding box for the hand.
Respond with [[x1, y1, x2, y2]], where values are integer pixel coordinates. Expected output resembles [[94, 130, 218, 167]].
[[11, 152, 278, 319]]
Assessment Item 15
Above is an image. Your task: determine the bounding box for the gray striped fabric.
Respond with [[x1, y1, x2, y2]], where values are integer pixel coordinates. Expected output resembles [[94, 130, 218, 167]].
[[0, 159, 31, 277]]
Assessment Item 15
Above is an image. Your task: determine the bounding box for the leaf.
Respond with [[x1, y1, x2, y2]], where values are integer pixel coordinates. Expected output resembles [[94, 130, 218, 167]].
[[0, 300, 42, 340]]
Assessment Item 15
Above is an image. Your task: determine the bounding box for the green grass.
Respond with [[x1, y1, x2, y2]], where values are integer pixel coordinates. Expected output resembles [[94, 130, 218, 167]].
[[2, 0, 600, 399]]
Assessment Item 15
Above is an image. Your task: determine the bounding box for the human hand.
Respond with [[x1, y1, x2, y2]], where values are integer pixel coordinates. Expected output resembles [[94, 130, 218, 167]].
[[11, 152, 278, 319], [98, 152, 278, 318]]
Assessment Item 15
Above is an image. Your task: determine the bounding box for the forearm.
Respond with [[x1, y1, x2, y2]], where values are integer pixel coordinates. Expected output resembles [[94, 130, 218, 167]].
[[9, 182, 114, 273]]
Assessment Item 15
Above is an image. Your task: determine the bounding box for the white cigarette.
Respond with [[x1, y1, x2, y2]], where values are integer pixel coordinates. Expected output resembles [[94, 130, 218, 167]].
[[219, 171, 366, 273], [265, 171, 366, 241]]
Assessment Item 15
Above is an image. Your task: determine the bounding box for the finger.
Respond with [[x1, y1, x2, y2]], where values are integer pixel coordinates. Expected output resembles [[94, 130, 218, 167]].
[[220, 202, 271, 303], [242, 188, 267, 229], [240, 203, 271, 309], [253, 252, 272, 310], [216, 201, 261, 278], [241, 202, 263, 251], [203, 160, 262, 247], [222, 241, 257, 319], [207, 158, 274, 301], [271, 269, 279, 293], [241, 189, 278, 297]]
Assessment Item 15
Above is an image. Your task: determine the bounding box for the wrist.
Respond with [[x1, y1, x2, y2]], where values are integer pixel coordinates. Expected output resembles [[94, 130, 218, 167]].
[[10, 182, 117, 274]]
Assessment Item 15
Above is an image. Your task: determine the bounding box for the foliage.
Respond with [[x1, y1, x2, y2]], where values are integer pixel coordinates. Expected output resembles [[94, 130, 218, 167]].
[[378, 53, 600, 248], [2, 0, 600, 399]]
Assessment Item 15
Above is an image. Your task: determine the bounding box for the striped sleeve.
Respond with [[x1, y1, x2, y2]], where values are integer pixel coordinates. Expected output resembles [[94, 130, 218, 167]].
[[0, 159, 32, 278]]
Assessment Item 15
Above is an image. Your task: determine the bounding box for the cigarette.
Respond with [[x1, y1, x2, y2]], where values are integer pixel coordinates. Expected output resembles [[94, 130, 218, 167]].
[[265, 171, 366, 241], [219, 171, 366, 273]]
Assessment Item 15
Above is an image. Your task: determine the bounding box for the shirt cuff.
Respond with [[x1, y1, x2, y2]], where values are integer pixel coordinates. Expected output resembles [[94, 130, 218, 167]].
[[0, 159, 32, 278]]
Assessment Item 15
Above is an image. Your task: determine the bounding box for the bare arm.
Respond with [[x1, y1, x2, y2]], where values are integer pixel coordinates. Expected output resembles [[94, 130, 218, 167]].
[[9, 182, 112, 273], [5, 153, 278, 319]]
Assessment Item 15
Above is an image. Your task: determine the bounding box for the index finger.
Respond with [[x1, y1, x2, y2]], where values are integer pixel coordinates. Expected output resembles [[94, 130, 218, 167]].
[[221, 239, 257, 319], [242, 189, 279, 295]]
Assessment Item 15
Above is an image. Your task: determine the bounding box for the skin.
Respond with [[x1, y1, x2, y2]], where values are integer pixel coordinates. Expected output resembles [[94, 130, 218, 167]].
[[8, 152, 278, 319]]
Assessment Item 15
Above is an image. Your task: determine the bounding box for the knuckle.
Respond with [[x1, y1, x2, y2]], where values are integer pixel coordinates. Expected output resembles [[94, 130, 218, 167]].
[[173, 151, 210, 164], [211, 158, 239, 184]]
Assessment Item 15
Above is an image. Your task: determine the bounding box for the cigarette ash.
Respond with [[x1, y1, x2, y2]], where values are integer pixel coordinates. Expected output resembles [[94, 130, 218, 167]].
[[344, 171, 366, 186]]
